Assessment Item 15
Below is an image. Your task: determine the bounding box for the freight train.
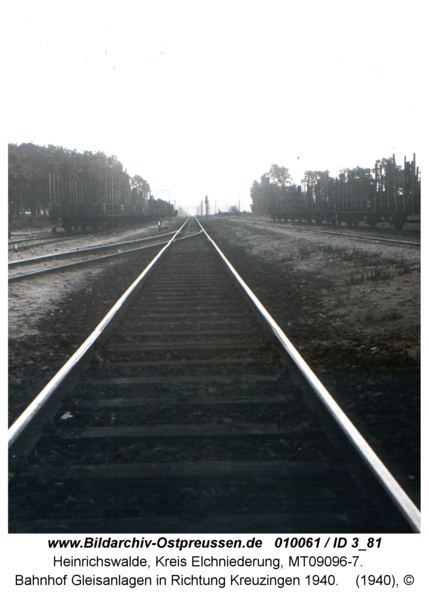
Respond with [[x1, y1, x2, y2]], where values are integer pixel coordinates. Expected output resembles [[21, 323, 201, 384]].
[[51, 196, 177, 232], [252, 155, 420, 230]]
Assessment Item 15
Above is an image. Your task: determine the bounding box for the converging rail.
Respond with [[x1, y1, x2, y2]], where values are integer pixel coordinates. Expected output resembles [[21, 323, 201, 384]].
[[9, 218, 420, 533], [8, 230, 180, 282]]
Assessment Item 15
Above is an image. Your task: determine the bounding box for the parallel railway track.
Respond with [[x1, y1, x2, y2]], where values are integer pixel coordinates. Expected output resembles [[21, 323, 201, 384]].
[[8, 230, 179, 282], [9, 231, 64, 245], [8, 222, 176, 255], [224, 217, 420, 248], [8, 219, 420, 533], [8, 231, 98, 252]]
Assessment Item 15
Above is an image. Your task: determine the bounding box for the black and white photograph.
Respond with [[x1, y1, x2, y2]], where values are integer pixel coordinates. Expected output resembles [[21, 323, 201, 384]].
[[4, 0, 425, 594]]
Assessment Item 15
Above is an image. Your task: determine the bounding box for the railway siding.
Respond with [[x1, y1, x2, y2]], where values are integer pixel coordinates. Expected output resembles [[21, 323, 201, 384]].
[[8, 247, 165, 424], [8, 221, 176, 262]]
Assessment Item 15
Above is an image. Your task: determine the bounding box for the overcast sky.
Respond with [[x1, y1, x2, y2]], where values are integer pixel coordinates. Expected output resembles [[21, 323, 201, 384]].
[[4, 0, 425, 213]]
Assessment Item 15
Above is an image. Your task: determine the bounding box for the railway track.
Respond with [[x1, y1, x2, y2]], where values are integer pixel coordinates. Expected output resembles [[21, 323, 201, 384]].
[[225, 217, 420, 248], [8, 230, 179, 282], [8, 222, 174, 253], [9, 219, 420, 533], [9, 231, 62, 244], [8, 231, 91, 252]]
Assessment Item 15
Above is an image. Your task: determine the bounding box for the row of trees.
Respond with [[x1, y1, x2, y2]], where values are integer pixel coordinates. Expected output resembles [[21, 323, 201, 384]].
[[8, 143, 151, 220], [250, 157, 421, 218]]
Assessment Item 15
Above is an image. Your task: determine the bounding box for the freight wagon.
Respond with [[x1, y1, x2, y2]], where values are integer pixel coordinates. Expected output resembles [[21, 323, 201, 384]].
[[263, 155, 420, 230], [51, 197, 176, 232]]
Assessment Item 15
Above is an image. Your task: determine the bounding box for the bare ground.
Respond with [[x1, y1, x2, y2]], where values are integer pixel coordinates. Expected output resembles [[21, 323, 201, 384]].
[[8, 221, 175, 338]]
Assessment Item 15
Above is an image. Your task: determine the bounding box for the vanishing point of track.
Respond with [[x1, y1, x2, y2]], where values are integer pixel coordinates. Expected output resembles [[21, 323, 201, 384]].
[[8, 219, 420, 533]]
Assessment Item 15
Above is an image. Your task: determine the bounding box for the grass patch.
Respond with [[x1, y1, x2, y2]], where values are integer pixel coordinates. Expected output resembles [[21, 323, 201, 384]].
[[347, 272, 366, 285], [366, 267, 393, 281], [364, 309, 404, 322], [332, 297, 348, 308], [298, 244, 312, 260], [347, 267, 394, 284], [395, 261, 412, 275], [317, 244, 379, 264]]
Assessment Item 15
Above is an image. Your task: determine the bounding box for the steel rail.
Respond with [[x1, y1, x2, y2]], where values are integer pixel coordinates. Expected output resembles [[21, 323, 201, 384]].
[[197, 218, 421, 533], [231, 215, 422, 233], [9, 230, 179, 267], [8, 233, 61, 244], [8, 231, 97, 247], [172, 231, 202, 243], [8, 219, 190, 448], [225, 217, 420, 247], [9, 235, 96, 252], [9, 231, 202, 283], [10, 238, 74, 252], [8, 227, 157, 247], [9, 230, 202, 282], [8, 241, 171, 282]]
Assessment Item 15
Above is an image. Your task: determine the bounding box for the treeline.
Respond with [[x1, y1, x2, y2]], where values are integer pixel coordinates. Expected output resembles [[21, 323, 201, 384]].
[[250, 156, 420, 217], [8, 143, 150, 219]]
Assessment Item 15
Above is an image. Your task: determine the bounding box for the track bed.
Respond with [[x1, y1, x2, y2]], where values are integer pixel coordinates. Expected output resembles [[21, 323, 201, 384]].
[[9, 222, 414, 533]]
